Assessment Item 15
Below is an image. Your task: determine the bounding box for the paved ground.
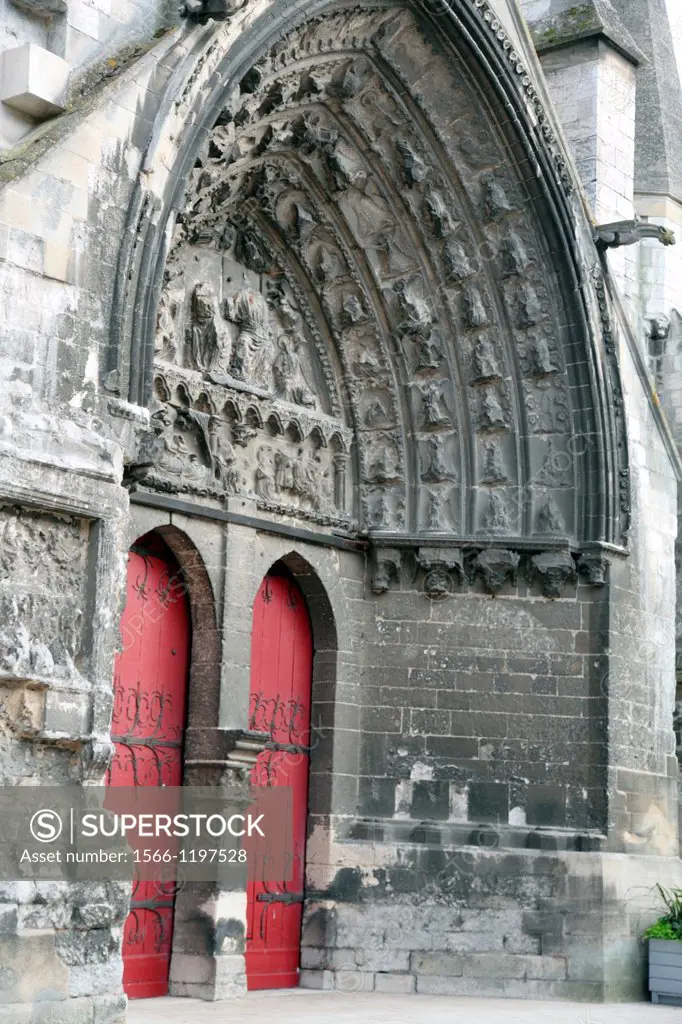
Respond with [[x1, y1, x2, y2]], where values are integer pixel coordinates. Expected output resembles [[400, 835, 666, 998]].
[[127, 990, 682, 1023]]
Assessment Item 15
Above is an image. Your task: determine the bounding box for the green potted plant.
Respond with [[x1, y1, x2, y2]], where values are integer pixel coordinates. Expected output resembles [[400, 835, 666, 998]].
[[645, 885, 682, 1005]]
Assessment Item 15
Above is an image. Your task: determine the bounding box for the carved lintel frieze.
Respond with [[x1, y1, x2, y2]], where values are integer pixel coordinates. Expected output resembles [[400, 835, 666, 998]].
[[371, 547, 402, 595], [469, 548, 520, 595], [529, 551, 576, 598]]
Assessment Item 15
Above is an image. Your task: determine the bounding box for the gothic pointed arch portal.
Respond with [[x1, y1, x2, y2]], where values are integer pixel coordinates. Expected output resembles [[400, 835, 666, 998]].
[[117, 0, 628, 579]]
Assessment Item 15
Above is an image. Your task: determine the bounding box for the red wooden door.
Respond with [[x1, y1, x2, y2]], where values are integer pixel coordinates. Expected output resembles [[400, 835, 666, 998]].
[[107, 537, 190, 1000], [246, 570, 313, 990]]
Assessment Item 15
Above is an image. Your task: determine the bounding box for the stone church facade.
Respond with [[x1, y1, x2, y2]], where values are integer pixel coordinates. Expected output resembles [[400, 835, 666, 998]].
[[1, 0, 682, 1019]]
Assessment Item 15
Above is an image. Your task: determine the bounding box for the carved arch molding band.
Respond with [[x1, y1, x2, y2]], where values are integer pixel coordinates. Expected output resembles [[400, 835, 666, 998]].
[[110, 0, 627, 598]]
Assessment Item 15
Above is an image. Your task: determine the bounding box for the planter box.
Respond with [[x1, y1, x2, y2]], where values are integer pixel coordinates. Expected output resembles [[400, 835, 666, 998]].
[[649, 938, 682, 1005]]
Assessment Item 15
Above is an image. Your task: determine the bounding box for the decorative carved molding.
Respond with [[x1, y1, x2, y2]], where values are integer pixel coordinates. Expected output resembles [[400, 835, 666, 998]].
[[469, 548, 520, 594], [529, 551, 577, 598], [371, 547, 402, 595], [418, 546, 464, 600]]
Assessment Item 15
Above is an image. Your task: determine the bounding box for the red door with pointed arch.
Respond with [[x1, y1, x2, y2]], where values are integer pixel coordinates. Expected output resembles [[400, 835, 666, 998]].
[[107, 535, 191, 999], [246, 569, 313, 990]]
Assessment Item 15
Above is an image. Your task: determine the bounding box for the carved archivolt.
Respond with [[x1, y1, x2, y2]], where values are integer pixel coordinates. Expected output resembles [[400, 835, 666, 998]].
[[115, 2, 625, 556]]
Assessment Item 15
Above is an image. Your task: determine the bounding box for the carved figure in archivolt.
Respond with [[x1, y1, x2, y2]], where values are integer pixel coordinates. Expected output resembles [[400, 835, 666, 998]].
[[414, 329, 444, 372], [364, 397, 390, 427], [479, 386, 508, 430], [372, 493, 391, 529], [420, 381, 451, 428], [481, 173, 514, 221], [472, 335, 501, 381], [393, 280, 433, 337], [225, 290, 274, 389], [517, 282, 545, 328], [522, 329, 556, 377], [155, 262, 184, 363], [352, 344, 382, 380], [443, 238, 474, 282], [463, 287, 489, 328], [342, 291, 368, 326], [501, 231, 530, 277], [483, 492, 511, 534], [422, 436, 456, 483], [368, 447, 401, 484], [425, 490, 447, 531], [423, 187, 455, 238], [536, 495, 565, 535], [534, 439, 572, 489], [396, 138, 428, 187], [236, 228, 272, 274], [481, 440, 509, 483]]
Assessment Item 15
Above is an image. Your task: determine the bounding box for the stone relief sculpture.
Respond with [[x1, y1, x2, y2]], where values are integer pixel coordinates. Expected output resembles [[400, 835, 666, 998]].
[[443, 238, 474, 281], [0, 509, 88, 691], [517, 282, 545, 328], [273, 335, 317, 408], [536, 495, 565, 535], [421, 436, 456, 483], [155, 263, 185, 363], [481, 173, 514, 221], [472, 335, 501, 381], [420, 382, 451, 428], [225, 290, 274, 390], [528, 333, 555, 376], [501, 231, 530, 277], [425, 489, 446, 531], [423, 187, 455, 237], [483, 492, 511, 533], [210, 424, 241, 495], [136, 6, 602, 551], [255, 446, 276, 500], [479, 386, 508, 430], [481, 440, 509, 483], [396, 138, 428, 187], [187, 283, 223, 370], [463, 287, 489, 328]]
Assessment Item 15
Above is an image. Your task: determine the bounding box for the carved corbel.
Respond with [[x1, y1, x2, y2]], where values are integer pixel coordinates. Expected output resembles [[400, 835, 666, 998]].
[[418, 546, 464, 600], [370, 547, 402, 595], [529, 551, 576, 599], [183, 0, 245, 20], [577, 553, 609, 586], [469, 548, 520, 595]]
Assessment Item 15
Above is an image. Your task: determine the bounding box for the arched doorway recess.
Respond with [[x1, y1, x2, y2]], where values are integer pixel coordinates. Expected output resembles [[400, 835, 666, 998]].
[[107, 532, 192, 999], [245, 564, 314, 990]]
